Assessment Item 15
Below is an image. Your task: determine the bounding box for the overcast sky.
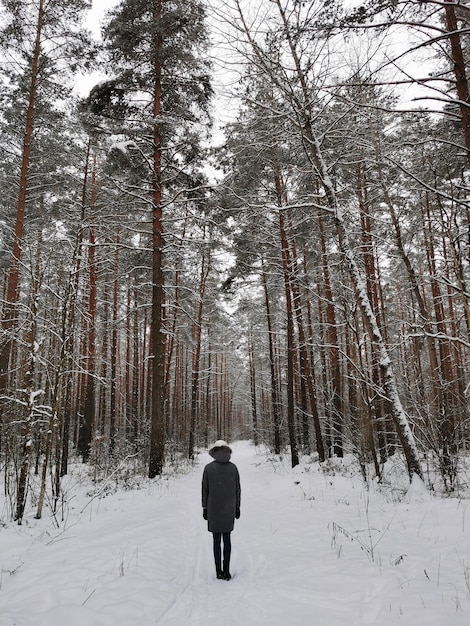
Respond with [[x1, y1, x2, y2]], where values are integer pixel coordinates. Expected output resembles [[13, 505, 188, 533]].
[[87, 0, 117, 35]]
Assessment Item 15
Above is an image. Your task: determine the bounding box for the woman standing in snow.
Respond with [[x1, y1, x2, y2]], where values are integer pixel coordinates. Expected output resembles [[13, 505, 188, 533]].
[[202, 440, 241, 580]]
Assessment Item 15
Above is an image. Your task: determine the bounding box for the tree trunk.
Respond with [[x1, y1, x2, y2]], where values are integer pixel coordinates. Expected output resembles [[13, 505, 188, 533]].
[[443, 0, 470, 165], [275, 171, 299, 467], [164, 214, 188, 417], [248, 332, 260, 446], [109, 235, 120, 456], [423, 193, 457, 486], [15, 260, 41, 523], [318, 210, 342, 458], [356, 163, 390, 463], [78, 154, 98, 462], [149, 0, 166, 477], [188, 243, 211, 459], [261, 262, 282, 454]]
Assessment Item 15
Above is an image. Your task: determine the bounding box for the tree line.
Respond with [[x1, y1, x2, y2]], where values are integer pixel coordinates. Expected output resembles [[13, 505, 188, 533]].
[[0, 0, 468, 523]]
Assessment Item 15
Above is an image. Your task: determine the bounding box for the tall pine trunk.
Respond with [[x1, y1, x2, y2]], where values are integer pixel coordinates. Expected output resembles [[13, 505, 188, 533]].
[[318, 210, 342, 458], [109, 235, 120, 456], [275, 169, 299, 467], [443, 0, 470, 165], [248, 332, 260, 446], [188, 243, 211, 459], [78, 154, 98, 461], [149, 0, 166, 477], [261, 262, 282, 454]]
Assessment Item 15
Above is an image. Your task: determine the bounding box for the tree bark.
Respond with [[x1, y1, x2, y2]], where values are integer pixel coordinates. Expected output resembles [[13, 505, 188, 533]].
[[109, 234, 120, 456], [275, 171, 299, 467], [261, 262, 282, 454], [443, 0, 470, 165], [188, 242, 211, 459], [149, 0, 166, 478], [318, 210, 343, 458], [248, 332, 260, 446], [78, 154, 98, 462]]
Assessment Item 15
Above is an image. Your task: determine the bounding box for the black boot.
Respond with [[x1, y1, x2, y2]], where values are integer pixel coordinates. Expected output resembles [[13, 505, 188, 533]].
[[222, 561, 231, 581], [215, 561, 224, 579]]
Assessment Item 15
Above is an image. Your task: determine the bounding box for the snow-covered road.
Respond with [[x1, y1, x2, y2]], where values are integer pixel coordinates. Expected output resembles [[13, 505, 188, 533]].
[[1, 441, 469, 625]]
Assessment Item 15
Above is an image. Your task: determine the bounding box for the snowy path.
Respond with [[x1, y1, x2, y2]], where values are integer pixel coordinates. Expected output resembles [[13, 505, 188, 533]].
[[1, 441, 470, 625]]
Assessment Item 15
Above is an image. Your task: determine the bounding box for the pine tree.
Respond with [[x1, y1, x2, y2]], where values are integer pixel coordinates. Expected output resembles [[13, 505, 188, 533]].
[[92, 0, 212, 477]]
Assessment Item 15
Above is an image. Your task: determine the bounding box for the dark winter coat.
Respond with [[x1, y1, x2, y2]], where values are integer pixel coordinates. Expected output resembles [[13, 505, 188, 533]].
[[202, 453, 241, 534]]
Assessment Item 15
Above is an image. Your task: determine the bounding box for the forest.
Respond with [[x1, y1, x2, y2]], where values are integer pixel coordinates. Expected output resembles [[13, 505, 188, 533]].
[[0, 0, 469, 525]]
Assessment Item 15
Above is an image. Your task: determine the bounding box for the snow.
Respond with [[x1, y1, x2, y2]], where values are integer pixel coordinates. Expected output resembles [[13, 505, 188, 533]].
[[109, 140, 138, 155], [29, 389, 44, 404], [1, 441, 470, 626]]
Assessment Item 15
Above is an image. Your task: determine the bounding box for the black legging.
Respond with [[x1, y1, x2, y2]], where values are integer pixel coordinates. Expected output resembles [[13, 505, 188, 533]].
[[212, 532, 231, 569]]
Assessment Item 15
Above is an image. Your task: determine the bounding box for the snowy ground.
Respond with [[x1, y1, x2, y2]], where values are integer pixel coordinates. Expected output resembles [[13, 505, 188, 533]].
[[1, 441, 470, 626]]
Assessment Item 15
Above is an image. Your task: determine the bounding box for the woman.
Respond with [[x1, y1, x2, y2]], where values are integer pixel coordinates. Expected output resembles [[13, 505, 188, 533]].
[[202, 440, 241, 580]]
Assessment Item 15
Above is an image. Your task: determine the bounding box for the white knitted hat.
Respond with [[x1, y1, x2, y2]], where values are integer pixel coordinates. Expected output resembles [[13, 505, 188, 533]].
[[209, 440, 232, 454]]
